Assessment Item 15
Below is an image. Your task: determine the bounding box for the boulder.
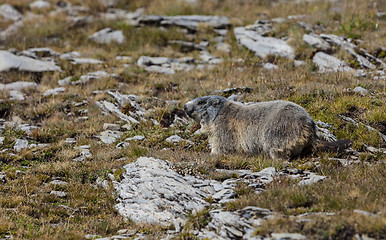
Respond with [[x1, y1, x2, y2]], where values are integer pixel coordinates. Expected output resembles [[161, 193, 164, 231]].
[[0, 4, 23, 21]]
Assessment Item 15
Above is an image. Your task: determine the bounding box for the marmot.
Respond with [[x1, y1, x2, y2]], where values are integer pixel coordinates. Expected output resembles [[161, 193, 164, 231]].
[[184, 95, 349, 159]]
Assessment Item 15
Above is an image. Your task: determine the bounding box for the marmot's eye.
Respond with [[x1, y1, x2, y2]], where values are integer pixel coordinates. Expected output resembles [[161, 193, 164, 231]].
[[197, 101, 205, 105]]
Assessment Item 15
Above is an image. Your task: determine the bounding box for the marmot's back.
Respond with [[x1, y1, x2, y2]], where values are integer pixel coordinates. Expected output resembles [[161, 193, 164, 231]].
[[222, 100, 316, 159]]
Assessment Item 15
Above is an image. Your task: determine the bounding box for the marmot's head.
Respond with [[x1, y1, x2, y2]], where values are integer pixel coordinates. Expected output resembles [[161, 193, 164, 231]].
[[183, 96, 226, 124]]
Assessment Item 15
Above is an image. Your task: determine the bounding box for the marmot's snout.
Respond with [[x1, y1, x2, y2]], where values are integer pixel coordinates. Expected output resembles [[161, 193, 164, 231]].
[[183, 101, 194, 118]]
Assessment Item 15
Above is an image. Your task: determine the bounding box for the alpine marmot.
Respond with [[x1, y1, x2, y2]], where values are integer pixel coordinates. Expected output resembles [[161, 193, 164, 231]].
[[184, 95, 349, 159]]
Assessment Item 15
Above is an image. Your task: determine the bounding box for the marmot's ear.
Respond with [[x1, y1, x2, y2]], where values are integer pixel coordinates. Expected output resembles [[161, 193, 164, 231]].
[[212, 98, 221, 107]]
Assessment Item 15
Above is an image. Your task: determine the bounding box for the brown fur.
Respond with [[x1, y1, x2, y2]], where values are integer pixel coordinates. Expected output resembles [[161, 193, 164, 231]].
[[184, 96, 350, 159]]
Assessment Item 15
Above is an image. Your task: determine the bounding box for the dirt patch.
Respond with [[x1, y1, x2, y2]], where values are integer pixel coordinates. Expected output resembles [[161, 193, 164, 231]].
[[373, 121, 386, 135], [0, 101, 13, 118], [341, 105, 366, 119]]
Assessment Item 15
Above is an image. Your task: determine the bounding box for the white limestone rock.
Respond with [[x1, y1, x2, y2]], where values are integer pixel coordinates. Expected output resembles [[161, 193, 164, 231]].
[[139, 15, 230, 31], [114, 157, 214, 225], [100, 8, 143, 22], [165, 135, 184, 143], [125, 135, 145, 141], [263, 62, 279, 70], [60, 51, 81, 60], [89, 28, 125, 45], [0, 50, 61, 72], [50, 180, 68, 186], [43, 87, 66, 96], [352, 86, 369, 96], [234, 26, 294, 59], [200, 51, 223, 64], [65, 138, 76, 144], [58, 77, 72, 86], [144, 65, 175, 75], [215, 42, 231, 53], [303, 33, 331, 51], [0, 81, 37, 91], [212, 189, 236, 203], [97, 130, 123, 144], [50, 191, 67, 198], [0, 21, 24, 41], [70, 58, 103, 65], [137, 56, 172, 66], [271, 232, 307, 240], [137, 55, 195, 74], [29, 0, 51, 9], [312, 52, 353, 73], [103, 123, 121, 131], [96, 100, 139, 124], [9, 90, 25, 101], [298, 173, 326, 186], [201, 207, 274, 239], [0, 4, 23, 21], [14, 139, 29, 152], [73, 145, 92, 161]]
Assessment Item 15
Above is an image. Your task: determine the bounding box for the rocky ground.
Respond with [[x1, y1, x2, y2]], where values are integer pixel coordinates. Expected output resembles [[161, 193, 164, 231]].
[[0, 0, 385, 239]]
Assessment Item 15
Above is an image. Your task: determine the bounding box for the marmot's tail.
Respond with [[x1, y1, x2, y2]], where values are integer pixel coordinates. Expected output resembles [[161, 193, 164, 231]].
[[316, 139, 352, 152]]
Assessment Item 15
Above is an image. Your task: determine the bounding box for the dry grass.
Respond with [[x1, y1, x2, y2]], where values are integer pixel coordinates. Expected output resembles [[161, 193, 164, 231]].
[[0, 0, 385, 239]]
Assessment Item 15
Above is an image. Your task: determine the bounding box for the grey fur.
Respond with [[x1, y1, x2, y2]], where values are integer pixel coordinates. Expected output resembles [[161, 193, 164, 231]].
[[184, 96, 317, 159]]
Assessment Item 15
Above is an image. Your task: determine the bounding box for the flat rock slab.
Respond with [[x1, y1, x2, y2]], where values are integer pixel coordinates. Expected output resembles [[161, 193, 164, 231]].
[[298, 173, 326, 186], [198, 207, 274, 239], [89, 28, 125, 45], [97, 130, 123, 144], [114, 157, 213, 225], [312, 52, 353, 73], [0, 81, 37, 91], [137, 56, 195, 74], [234, 27, 294, 59], [70, 58, 103, 65], [43, 87, 66, 96], [29, 0, 51, 9], [138, 15, 230, 31], [114, 156, 327, 231], [271, 233, 307, 240], [0, 50, 61, 72], [303, 33, 331, 51]]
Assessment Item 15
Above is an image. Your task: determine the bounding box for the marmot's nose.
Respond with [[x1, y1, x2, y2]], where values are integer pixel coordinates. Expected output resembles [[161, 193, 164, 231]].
[[183, 103, 193, 116]]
